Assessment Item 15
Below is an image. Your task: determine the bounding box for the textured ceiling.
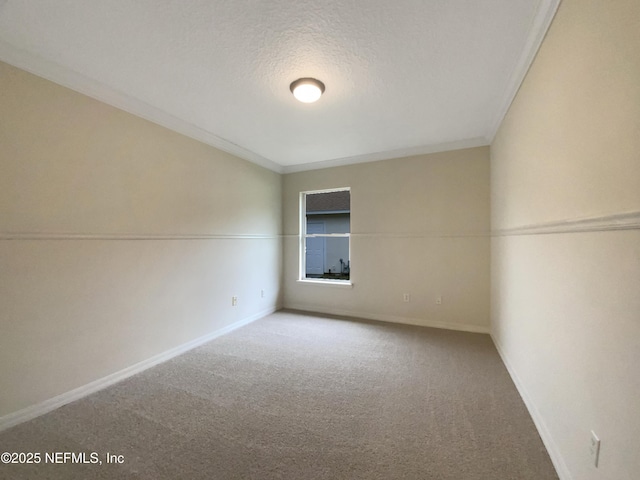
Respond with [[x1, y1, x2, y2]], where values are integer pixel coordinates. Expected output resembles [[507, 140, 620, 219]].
[[0, 1, 559, 172]]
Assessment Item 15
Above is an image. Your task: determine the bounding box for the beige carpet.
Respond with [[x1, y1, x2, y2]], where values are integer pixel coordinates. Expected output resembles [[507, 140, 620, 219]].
[[0, 310, 558, 479]]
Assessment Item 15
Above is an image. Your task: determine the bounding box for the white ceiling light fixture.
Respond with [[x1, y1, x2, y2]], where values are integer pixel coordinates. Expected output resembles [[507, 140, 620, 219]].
[[290, 78, 325, 103]]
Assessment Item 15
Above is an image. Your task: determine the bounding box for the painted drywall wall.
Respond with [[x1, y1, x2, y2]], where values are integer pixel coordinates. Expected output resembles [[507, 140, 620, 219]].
[[490, 0, 640, 479], [0, 61, 282, 418], [283, 147, 490, 332]]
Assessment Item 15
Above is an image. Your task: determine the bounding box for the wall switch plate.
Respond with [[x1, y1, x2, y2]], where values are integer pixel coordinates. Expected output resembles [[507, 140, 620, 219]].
[[232, 296, 238, 306], [590, 430, 600, 467], [261, 289, 264, 298], [403, 293, 410, 302], [436, 296, 442, 305]]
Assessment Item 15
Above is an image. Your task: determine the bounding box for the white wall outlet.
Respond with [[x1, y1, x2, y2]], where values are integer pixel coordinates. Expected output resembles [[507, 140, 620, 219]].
[[232, 296, 238, 306], [590, 430, 600, 467], [436, 296, 442, 305], [261, 289, 265, 298], [403, 293, 410, 302]]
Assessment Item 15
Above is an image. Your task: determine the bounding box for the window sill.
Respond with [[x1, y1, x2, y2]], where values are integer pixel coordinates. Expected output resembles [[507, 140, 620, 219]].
[[297, 279, 353, 288]]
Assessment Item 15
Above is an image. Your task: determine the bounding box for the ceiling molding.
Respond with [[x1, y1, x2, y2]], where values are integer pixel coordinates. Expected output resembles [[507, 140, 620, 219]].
[[486, 0, 562, 142], [0, 39, 283, 174], [282, 137, 489, 174]]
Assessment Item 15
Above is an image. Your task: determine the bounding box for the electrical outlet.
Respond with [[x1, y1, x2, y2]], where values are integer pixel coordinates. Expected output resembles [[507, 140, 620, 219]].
[[590, 431, 600, 467], [261, 289, 265, 298], [232, 296, 238, 306], [403, 293, 410, 302], [436, 296, 442, 305]]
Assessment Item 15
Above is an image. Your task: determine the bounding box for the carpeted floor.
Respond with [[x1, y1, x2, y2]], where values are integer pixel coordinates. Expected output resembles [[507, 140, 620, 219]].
[[0, 310, 558, 479]]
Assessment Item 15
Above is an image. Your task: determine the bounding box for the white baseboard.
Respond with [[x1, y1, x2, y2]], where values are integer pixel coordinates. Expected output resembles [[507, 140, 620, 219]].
[[0, 306, 278, 433], [491, 333, 573, 480], [284, 304, 490, 334]]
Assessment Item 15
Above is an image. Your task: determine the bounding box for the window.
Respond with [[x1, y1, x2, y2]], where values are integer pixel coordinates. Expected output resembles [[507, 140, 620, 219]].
[[299, 188, 350, 283]]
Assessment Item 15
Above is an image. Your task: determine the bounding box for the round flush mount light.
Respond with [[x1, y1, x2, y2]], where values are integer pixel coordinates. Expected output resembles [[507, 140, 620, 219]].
[[290, 78, 325, 103]]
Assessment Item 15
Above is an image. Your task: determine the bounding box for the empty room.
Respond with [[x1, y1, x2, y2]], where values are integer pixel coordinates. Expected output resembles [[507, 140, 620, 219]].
[[0, 0, 638, 479]]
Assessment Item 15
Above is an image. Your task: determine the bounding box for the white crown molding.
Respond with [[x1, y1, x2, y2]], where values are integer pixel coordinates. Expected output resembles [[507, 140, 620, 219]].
[[487, 0, 562, 141], [282, 137, 489, 174], [0, 306, 279, 432], [0, 40, 283, 174], [493, 210, 640, 237]]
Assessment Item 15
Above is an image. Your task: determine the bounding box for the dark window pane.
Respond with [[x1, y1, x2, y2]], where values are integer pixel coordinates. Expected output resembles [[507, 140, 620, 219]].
[[306, 190, 350, 213]]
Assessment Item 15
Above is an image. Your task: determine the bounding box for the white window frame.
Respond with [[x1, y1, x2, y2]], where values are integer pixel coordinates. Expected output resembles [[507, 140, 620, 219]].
[[298, 187, 352, 287]]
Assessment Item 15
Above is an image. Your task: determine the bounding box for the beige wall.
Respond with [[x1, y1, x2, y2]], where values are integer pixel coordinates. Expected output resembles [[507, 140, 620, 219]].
[[491, 1, 640, 479], [283, 147, 490, 332], [0, 61, 282, 418]]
